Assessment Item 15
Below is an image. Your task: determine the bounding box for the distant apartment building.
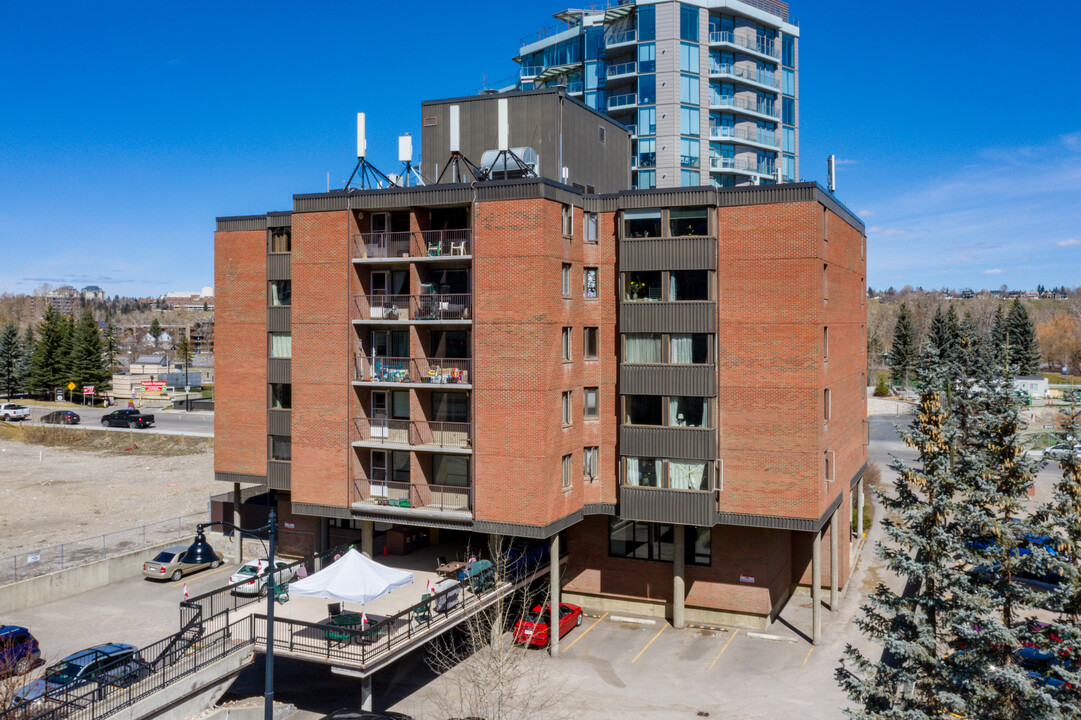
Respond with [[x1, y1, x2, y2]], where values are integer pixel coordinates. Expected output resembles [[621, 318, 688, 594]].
[[213, 91, 864, 637], [30, 286, 81, 317], [487, 0, 798, 190], [81, 285, 106, 302], [159, 288, 215, 310]]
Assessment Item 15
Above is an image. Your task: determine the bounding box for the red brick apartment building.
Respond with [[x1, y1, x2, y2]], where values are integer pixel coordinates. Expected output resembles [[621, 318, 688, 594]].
[[214, 91, 867, 640]]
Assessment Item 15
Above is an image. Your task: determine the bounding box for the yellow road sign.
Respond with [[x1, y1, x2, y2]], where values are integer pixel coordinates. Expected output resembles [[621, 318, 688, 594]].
[[67, 382, 76, 391]]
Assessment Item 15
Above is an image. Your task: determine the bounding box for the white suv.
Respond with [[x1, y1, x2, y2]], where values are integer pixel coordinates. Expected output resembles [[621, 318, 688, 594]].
[[0, 403, 30, 422]]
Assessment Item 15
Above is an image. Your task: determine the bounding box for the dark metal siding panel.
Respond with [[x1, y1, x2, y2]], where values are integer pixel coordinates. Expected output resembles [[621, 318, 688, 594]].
[[849, 462, 868, 490], [267, 254, 291, 280], [214, 471, 267, 485], [620, 302, 716, 333], [267, 306, 291, 332], [620, 364, 716, 397], [268, 410, 291, 436], [583, 502, 617, 516], [267, 461, 291, 490], [619, 486, 715, 526], [266, 212, 292, 228], [268, 359, 291, 384], [291, 502, 352, 521], [619, 426, 716, 459], [620, 237, 718, 271], [216, 216, 266, 232], [714, 487, 845, 532], [472, 509, 584, 539]]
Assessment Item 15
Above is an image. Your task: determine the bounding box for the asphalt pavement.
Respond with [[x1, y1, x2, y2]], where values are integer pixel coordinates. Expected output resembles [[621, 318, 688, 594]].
[[14, 404, 214, 437]]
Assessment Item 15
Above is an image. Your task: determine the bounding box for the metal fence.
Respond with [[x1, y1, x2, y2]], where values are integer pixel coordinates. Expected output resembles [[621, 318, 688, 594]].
[[0, 513, 206, 586]]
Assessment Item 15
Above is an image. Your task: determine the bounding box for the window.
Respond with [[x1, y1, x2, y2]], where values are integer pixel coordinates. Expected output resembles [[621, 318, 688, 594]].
[[624, 459, 710, 491], [391, 450, 410, 482], [783, 97, 795, 125], [609, 518, 711, 566], [584, 327, 599, 359], [823, 327, 829, 360], [624, 457, 661, 487], [432, 392, 469, 423], [562, 204, 573, 236], [670, 334, 709, 363], [585, 212, 599, 243], [680, 138, 700, 168], [624, 270, 662, 301], [584, 447, 598, 480], [584, 267, 598, 298], [782, 68, 795, 97], [433, 455, 469, 486], [637, 42, 656, 74], [268, 227, 291, 253], [680, 106, 700, 136], [670, 207, 709, 236], [636, 170, 656, 190], [625, 395, 662, 425], [624, 333, 662, 363], [637, 106, 656, 136], [783, 126, 795, 154], [823, 263, 828, 301], [430, 330, 468, 358], [637, 4, 655, 41], [680, 42, 699, 73], [783, 154, 796, 183], [638, 74, 656, 104], [270, 383, 291, 409], [636, 138, 656, 168], [562, 263, 571, 296], [824, 450, 834, 482], [669, 270, 709, 300], [269, 280, 291, 306], [584, 387, 598, 418], [669, 460, 709, 490], [669, 396, 707, 427], [562, 454, 573, 489], [562, 391, 572, 425], [681, 170, 700, 187], [269, 332, 292, 358], [599, 126, 606, 144], [782, 34, 796, 68], [680, 74, 700, 105], [270, 435, 291, 461], [391, 390, 410, 419], [680, 4, 698, 41], [562, 327, 572, 361], [824, 388, 831, 421]]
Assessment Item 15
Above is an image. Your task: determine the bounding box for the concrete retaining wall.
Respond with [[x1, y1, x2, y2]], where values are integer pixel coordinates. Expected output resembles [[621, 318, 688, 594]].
[[0, 539, 184, 614], [116, 648, 255, 720]]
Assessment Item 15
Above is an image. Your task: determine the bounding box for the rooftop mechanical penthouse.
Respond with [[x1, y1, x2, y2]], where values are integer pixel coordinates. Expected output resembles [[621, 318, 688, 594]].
[[214, 89, 866, 639]]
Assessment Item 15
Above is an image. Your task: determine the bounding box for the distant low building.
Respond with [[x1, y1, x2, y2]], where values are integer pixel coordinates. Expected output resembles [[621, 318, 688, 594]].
[[130, 355, 169, 375], [159, 287, 215, 310], [1014, 376, 1048, 396], [30, 286, 81, 317], [81, 285, 106, 302]]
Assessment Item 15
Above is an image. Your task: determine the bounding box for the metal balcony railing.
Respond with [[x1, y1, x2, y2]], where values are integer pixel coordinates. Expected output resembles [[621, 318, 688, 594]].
[[708, 125, 781, 147], [707, 63, 780, 89], [352, 229, 471, 260], [607, 61, 637, 78], [352, 418, 473, 450], [707, 30, 779, 59], [606, 30, 636, 47], [607, 93, 637, 110], [707, 155, 776, 175], [353, 356, 472, 385], [352, 478, 471, 513], [520, 65, 543, 79], [708, 94, 779, 118], [353, 293, 472, 322]]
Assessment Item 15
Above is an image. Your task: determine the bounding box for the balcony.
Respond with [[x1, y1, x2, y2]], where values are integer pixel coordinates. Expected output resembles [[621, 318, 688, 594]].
[[708, 125, 780, 149], [707, 63, 780, 91], [607, 93, 637, 111], [352, 478, 471, 515], [352, 229, 471, 261], [352, 418, 473, 453], [707, 155, 776, 178], [708, 95, 779, 120], [707, 30, 780, 60], [352, 356, 472, 387], [606, 61, 637, 80], [567, 81, 584, 95], [605, 30, 636, 50], [520, 65, 543, 80], [352, 293, 472, 323]]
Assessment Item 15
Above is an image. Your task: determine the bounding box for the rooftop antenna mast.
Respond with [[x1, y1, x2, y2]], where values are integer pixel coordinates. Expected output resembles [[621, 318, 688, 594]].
[[397, 133, 430, 187], [436, 105, 485, 184], [483, 98, 537, 181], [345, 113, 397, 191], [827, 154, 836, 193]]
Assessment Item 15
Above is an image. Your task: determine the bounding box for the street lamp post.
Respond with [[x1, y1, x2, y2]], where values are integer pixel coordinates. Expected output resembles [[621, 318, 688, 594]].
[[186, 508, 278, 720]]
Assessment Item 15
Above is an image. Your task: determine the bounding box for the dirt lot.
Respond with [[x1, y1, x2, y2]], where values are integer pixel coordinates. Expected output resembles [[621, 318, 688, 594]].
[[0, 434, 218, 558]]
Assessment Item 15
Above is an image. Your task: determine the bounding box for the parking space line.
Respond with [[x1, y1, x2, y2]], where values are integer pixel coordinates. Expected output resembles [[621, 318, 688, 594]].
[[707, 629, 738, 671], [631, 623, 667, 664], [561, 611, 607, 653]]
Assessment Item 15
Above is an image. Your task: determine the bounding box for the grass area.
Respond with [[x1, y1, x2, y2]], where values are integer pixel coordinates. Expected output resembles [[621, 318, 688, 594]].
[[0, 423, 212, 456], [1040, 372, 1081, 385]]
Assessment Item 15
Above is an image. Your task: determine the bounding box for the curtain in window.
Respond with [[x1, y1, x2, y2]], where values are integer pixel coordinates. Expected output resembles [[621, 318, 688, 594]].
[[625, 457, 659, 486], [270, 333, 291, 358], [670, 334, 694, 363], [669, 396, 706, 427], [669, 461, 708, 490], [624, 334, 661, 363]]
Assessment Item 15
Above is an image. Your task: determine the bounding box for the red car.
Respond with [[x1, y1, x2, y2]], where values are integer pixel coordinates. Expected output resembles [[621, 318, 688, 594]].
[[512, 603, 582, 646]]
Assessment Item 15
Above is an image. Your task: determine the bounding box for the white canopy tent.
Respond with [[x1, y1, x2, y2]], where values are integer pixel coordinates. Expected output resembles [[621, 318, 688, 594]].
[[289, 548, 414, 605]]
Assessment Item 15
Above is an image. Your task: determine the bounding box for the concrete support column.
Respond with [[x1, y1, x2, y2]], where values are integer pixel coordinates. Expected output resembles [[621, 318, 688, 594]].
[[361, 676, 372, 712], [856, 478, 865, 542], [361, 521, 374, 558], [232, 482, 243, 563], [672, 524, 686, 629], [830, 508, 839, 611], [811, 529, 821, 645], [549, 534, 560, 656]]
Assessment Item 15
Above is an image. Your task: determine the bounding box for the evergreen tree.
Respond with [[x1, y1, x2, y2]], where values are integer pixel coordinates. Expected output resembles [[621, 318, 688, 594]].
[[57, 313, 75, 384], [927, 307, 960, 385], [888, 302, 917, 387], [102, 323, 120, 374], [991, 306, 1008, 363], [0, 322, 21, 399], [1006, 299, 1041, 375], [17, 326, 34, 396], [69, 308, 108, 395], [29, 307, 68, 394], [175, 330, 193, 389], [149, 317, 163, 345]]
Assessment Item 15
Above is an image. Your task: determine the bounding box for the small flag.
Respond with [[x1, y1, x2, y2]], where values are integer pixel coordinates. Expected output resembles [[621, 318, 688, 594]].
[[183, 583, 189, 598], [426, 580, 434, 594], [361, 611, 368, 626]]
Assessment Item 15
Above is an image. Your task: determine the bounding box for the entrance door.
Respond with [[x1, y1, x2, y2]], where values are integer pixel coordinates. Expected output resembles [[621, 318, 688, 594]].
[[371, 390, 389, 438]]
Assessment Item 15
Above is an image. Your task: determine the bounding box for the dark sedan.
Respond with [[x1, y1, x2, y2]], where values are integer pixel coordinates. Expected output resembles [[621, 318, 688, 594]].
[[41, 410, 80, 425]]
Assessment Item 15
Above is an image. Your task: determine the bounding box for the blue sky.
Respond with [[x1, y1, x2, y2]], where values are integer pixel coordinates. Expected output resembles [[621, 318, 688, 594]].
[[1, 1, 1079, 297]]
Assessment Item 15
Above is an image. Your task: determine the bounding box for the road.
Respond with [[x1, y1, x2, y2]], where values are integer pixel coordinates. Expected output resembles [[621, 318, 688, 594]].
[[16, 404, 214, 437]]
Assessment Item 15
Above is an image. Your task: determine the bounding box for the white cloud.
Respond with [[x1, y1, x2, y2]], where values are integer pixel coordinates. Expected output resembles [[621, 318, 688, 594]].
[[982, 269, 1004, 275], [858, 209, 875, 218], [868, 226, 906, 237], [833, 158, 859, 167], [1057, 238, 1080, 247]]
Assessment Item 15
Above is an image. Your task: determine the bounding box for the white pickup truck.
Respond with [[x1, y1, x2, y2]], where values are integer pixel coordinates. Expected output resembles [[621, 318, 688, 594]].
[[0, 403, 31, 422]]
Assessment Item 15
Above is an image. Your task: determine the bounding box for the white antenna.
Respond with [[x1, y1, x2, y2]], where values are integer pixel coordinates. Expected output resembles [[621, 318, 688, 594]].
[[827, 154, 836, 193], [399, 134, 412, 163], [497, 98, 509, 152], [449, 105, 461, 153], [356, 113, 367, 159]]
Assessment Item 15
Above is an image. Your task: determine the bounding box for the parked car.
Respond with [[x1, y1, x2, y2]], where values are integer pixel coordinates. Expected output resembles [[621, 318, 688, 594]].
[[1043, 443, 1081, 461], [40, 410, 80, 425], [0, 403, 30, 422], [0, 626, 41, 677], [100, 409, 155, 429], [142, 544, 223, 582], [13, 643, 147, 706], [512, 603, 582, 646], [229, 559, 295, 596], [1013, 646, 1074, 691]]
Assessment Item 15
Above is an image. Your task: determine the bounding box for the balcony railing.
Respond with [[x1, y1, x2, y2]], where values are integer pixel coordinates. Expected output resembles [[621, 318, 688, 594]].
[[353, 356, 472, 385], [707, 63, 780, 89], [352, 478, 471, 513], [707, 30, 779, 59], [707, 155, 776, 176], [567, 81, 584, 94], [352, 229, 471, 260], [520, 65, 543, 79], [353, 293, 472, 322], [607, 61, 637, 78], [606, 30, 636, 47], [708, 125, 780, 147], [607, 93, 637, 110], [708, 95, 778, 118], [353, 418, 472, 450]]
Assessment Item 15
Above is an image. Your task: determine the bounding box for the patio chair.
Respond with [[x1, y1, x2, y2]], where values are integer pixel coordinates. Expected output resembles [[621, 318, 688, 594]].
[[468, 559, 495, 593], [436, 556, 448, 568], [322, 627, 352, 646], [328, 602, 342, 617], [413, 594, 433, 624]]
